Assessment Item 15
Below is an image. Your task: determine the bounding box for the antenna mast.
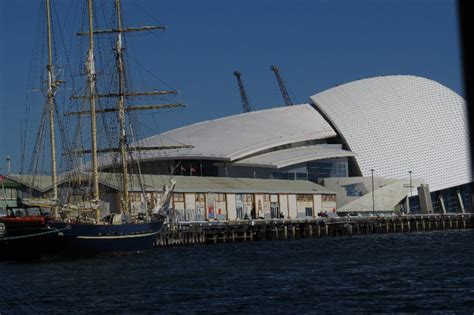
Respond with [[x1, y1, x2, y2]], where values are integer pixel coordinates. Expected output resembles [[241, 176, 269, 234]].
[[233, 71, 252, 113], [86, 0, 100, 220], [270, 65, 293, 106], [46, 0, 59, 217]]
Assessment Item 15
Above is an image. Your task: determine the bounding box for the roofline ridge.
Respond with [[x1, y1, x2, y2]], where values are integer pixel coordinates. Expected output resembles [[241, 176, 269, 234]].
[[149, 103, 311, 139]]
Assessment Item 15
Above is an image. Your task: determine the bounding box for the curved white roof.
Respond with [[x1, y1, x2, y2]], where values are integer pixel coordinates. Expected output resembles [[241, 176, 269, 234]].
[[310, 75, 471, 192], [233, 144, 355, 169], [134, 104, 336, 161]]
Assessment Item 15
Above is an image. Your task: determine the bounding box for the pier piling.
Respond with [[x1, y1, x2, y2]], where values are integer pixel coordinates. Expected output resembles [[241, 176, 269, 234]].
[[154, 214, 474, 247]]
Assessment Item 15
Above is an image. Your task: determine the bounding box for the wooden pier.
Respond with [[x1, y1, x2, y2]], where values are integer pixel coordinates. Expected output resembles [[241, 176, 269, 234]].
[[154, 213, 474, 247]]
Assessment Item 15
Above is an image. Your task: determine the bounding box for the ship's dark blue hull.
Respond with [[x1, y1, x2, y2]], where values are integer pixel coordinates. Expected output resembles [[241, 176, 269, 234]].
[[50, 221, 163, 257], [0, 216, 68, 260], [0, 228, 61, 260]]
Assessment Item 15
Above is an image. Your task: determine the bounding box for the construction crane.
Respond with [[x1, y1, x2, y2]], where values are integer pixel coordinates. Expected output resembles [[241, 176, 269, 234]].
[[270, 65, 293, 106], [233, 71, 252, 113]]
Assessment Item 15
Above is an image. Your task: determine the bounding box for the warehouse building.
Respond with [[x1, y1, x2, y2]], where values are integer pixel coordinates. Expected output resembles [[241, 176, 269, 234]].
[[4, 173, 337, 221]]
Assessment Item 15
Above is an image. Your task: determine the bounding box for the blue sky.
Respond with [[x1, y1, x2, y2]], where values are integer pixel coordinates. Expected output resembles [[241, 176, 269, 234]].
[[0, 0, 462, 174]]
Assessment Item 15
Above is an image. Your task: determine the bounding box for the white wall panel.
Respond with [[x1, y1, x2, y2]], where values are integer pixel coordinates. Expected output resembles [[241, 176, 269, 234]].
[[311, 75, 471, 192], [227, 193, 236, 220], [313, 194, 322, 216], [288, 194, 297, 219], [279, 194, 289, 218]]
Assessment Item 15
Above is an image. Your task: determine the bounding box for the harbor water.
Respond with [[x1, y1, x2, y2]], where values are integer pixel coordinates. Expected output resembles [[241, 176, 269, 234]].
[[1, 230, 474, 313]]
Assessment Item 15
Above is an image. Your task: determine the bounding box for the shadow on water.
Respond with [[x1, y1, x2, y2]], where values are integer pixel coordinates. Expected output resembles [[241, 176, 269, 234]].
[[1, 230, 474, 313]]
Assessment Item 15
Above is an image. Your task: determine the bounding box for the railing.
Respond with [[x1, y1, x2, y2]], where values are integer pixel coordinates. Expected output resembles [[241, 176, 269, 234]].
[[173, 212, 474, 227]]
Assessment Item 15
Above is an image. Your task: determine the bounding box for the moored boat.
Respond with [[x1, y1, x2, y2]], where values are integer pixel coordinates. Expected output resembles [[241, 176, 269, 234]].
[[0, 208, 67, 260], [6, 0, 186, 259], [50, 220, 163, 257], [42, 0, 184, 257]]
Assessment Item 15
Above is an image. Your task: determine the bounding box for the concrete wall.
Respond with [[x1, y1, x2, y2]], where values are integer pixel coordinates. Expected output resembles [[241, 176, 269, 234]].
[[418, 184, 434, 214], [323, 177, 423, 213]]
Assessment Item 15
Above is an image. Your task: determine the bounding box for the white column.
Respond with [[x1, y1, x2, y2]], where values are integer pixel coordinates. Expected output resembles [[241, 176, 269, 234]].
[[439, 194, 446, 214], [457, 190, 465, 214], [288, 194, 297, 219], [227, 194, 237, 220]]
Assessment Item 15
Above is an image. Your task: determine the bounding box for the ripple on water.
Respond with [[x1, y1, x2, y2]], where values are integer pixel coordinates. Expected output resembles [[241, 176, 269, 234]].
[[1, 230, 474, 313]]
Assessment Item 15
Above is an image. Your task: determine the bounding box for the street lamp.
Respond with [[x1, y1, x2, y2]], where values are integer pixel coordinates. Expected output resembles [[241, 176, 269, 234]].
[[408, 170, 412, 214], [5, 156, 11, 174], [370, 169, 375, 215]]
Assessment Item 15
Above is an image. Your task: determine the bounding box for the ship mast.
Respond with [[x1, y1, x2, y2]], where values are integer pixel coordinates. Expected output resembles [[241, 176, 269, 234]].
[[114, 0, 130, 215], [46, 0, 58, 217], [86, 0, 100, 220], [69, 0, 194, 219]]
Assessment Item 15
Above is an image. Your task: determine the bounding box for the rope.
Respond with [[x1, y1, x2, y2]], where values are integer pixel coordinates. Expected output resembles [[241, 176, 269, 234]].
[[0, 226, 70, 241]]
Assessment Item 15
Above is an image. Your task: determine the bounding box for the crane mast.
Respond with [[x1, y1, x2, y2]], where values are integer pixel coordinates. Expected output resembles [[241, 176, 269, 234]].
[[270, 65, 293, 106], [233, 71, 252, 113]]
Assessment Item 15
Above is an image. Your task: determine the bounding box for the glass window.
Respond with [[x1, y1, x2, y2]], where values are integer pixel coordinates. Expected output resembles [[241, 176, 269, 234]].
[[272, 172, 291, 180], [243, 194, 253, 203], [307, 161, 348, 180], [270, 202, 280, 218], [343, 183, 364, 197], [195, 193, 205, 202], [217, 193, 226, 202], [333, 163, 347, 177], [296, 173, 307, 180], [296, 194, 312, 202], [0, 188, 17, 199], [322, 194, 336, 202], [130, 193, 142, 202], [173, 193, 184, 202], [305, 207, 313, 217], [307, 162, 332, 180]]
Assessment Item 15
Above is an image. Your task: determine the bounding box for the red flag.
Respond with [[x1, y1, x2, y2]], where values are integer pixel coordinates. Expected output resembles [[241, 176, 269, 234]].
[[191, 167, 197, 174], [0, 175, 4, 182]]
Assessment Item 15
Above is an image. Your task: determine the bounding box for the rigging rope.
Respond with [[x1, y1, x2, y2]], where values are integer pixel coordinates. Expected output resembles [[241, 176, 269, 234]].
[[20, 1, 46, 174]]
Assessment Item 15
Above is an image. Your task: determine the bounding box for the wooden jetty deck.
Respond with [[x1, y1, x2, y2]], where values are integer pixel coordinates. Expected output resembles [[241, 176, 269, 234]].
[[154, 213, 474, 247]]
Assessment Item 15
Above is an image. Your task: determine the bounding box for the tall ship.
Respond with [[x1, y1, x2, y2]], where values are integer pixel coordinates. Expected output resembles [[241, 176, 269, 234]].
[[1, 0, 188, 259]]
